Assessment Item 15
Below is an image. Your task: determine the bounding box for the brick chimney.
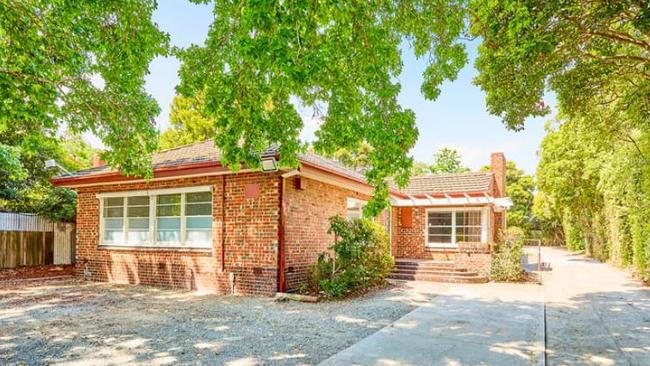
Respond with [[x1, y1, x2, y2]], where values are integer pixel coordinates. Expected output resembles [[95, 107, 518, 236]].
[[490, 152, 506, 198], [92, 154, 106, 168]]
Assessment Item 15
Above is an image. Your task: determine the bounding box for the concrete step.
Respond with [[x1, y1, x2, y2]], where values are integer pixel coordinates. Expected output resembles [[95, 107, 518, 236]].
[[393, 268, 478, 277], [395, 261, 456, 269], [390, 273, 489, 284], [395, 263, 466, 272]]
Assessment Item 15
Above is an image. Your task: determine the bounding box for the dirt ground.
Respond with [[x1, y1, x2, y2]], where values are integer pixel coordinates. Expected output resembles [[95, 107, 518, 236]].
[[0, 279, 427, 366]]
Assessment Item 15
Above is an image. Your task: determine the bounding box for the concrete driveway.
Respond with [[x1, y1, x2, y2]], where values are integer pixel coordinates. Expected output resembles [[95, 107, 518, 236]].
[[320, 247, 650, 366]]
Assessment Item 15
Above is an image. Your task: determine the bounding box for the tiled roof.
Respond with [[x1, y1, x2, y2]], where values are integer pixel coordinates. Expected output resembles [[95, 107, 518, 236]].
[[396, 172, 493, 195], [68, 140, 278, 177], [60, 141, 492, 195], [298, 152, 367, 182]]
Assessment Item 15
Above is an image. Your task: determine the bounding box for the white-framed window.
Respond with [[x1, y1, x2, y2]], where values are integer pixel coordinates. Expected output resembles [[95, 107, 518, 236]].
[[425, 207, 487, 248], [99, 186, 213, 249], [346, 197, 366, 219]]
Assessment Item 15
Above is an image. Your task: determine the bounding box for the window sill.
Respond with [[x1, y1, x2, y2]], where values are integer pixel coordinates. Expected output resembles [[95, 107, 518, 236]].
[[425, 244, 459, 251], [98, 245, 213, 253]]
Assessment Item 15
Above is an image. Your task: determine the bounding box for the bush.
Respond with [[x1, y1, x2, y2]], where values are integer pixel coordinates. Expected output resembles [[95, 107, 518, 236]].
[[491, 226, 525, 281], [306, 215, 394, 298]]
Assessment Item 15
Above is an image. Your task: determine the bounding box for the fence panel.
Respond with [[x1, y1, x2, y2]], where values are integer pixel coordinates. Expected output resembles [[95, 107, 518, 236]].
[[0, 213, 74, 269]]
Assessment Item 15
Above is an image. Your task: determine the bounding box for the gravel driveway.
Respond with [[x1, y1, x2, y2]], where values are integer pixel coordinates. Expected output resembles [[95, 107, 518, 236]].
[[0, 279, 425, 366]]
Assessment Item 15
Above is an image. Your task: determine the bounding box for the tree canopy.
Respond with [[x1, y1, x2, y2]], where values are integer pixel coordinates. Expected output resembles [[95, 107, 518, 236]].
[[158, 92, 216, 150], [1, 0, 168, 176], [470, 0, 650, 129], [429, 147, 470, 174], [176, 0, 468, 214]]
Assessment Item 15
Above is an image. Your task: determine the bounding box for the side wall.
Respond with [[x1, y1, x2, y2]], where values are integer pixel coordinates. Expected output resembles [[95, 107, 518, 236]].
[[75, 173, 280, 296], [282, 176, 375, 291]]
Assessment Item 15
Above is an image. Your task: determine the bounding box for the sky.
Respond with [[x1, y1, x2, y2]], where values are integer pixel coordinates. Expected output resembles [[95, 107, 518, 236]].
[[96, 1, 552, 174]]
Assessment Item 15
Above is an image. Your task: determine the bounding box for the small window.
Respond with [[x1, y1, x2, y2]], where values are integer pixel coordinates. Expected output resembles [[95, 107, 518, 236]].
[[346, 198, 366, 219]]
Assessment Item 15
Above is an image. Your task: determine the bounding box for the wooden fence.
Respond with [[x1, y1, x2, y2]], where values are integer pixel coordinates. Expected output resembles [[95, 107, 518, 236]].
[[0, 213, 75, 269]]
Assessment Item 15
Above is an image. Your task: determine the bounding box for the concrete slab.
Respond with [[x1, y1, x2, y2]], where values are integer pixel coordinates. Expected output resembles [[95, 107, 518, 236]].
[[321, 247, 650, 366], [320, 282, 544, 366]]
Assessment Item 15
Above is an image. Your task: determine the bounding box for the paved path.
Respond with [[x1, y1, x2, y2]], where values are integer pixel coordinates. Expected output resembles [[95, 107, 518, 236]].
[[543, 247, 650, 365], [320, 247, 650, 366]]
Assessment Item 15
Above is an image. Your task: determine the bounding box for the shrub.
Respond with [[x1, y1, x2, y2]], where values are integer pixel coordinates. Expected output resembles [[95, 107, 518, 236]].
[[306, 215, 394, 298], [491, 226, 525, 281]]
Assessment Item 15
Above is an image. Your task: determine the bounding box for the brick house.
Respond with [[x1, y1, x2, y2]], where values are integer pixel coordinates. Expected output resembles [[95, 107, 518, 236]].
[[51, 140, 511, 295]]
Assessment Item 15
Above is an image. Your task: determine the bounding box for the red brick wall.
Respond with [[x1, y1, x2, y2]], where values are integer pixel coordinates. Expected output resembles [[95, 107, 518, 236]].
[[282, 176, 373, 291], [75, 173, 280, 296]]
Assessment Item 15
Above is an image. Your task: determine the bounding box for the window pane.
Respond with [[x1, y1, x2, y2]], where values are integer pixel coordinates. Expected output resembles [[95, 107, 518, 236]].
[[104, 218, 123, 229], [158, 194, 181, 205], [457, 211, 481, 226], [186, 230, 211, 245], [428, 235, 452, 243], [187, 217, 211, 229], [103, 207, 123, 218], [104, 229, 124, 242], [186, 203, 211, 216], [428, 212, 452, 226], [128, 196, 149, 206], [157, 217, 181, 242], [129, 217, 149, 229], [157, 230, 181, 242], [157, 217, 181, 229], [157, 205, 180, 217], [347, 209, 362, 219], [128, 206, 149, 217], [105, 197, 124, 207], [128, 229, 149, 244], [186, 191, 211, 203], [429, 226, 452, 236]]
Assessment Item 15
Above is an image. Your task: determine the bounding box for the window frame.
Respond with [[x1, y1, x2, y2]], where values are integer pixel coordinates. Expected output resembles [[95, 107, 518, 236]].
[[425, 207, 488, 248], [97, 186, 213, 249]]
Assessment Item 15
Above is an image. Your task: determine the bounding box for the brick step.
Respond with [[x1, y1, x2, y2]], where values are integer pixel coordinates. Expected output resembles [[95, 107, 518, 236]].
[[393, 268, 477, 277], [390, 273, 489, 284], [395, 263, 466, 272]]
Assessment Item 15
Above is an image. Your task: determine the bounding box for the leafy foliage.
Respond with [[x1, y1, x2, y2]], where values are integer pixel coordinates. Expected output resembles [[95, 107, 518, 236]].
[[408, 147, 469, 175], [1, 0, 168, 176], [536, 111, 650, 280], [481, 161, 535, 235], [491, 226, 525, 282], [429, 147, 470, 174], [470, 0, 650, 130], [176, 1, 469, 215], [158, 92, 216, 150], [0, 133, 94, 221], [306, 216, 394, 298]]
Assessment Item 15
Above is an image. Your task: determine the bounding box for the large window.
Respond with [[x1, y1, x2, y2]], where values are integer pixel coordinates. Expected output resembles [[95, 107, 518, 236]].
[[100, 187, 212, 249], [426, 208, 485, 248]]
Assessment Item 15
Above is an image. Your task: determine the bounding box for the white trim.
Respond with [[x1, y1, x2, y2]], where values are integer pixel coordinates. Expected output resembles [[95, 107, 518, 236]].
[[391, 195, 513, 209], [425, 207, 486, 248], [96, 185, 211, 199]]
